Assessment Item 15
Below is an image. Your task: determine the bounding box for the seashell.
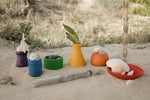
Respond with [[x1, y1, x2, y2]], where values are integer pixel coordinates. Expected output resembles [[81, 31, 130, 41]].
[[121, 71, 126, 75], [0, 76, 12, 84], [111, 65, 125, 74], [29, 53, 40, 60], [106, 59, 130, 74], [125, 80, 134, 85], [93, 47, 105, 54], [99, 48, 105, 54], [127, 70, 134, 75], [93, 48, 100, 53]]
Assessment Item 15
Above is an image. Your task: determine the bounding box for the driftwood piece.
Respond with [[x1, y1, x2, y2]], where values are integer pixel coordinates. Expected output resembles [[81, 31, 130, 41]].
[[123, 0, 129, 61], [0, 76, 12, 84], [34, 69, 101, 88]]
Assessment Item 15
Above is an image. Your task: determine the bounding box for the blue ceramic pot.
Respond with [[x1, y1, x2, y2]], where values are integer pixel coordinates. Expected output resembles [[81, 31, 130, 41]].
[[28, 59, 42, 77]]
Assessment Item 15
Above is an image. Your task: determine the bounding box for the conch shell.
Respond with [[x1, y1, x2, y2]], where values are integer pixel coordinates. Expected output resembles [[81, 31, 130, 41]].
[[29, 52, 40, 60], [16, 33, 29, 53], [106, 59, 130, 75]]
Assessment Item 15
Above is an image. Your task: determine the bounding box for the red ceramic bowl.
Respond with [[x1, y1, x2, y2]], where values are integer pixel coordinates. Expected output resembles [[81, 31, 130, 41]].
[[107, 64, 144, 80]]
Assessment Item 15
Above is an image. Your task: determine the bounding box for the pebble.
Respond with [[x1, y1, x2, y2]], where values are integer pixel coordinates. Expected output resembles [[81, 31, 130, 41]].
[[47, 55, 58, 59]]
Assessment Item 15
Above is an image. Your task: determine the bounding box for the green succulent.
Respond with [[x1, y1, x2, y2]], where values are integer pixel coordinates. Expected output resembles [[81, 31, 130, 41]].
[[63, 24, 80, 44]]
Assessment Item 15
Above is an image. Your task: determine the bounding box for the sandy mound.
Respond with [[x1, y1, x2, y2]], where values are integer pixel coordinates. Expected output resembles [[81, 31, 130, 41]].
[[0, 38, 150, 100]]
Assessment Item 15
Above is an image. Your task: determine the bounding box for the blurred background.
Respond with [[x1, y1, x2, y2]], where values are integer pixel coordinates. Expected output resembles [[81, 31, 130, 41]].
[[0, 0, 149, 50]]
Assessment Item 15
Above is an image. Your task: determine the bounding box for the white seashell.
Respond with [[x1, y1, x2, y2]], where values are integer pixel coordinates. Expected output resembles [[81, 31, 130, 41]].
[[121, 71, 126, 75], [127, 70, 134, 75], [125, 80, 134, 85], [106, 59, 130, 74], [29, 53, 40, 60], [113, 66, 125, 74], [93, 47, 105, 54], [93, 48, 100, 53], [99, 48, 105, 54]]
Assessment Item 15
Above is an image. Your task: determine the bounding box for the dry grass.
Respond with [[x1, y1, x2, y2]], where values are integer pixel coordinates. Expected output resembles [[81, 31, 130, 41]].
[[0, 0, 29, 18], [0, 0, 150, 50], [129, 19, 150, 44]]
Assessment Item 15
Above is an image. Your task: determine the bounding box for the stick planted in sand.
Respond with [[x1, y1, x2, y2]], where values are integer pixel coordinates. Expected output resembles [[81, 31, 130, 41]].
[[34, 69, 101, 88], [123, 0, 129, 61]]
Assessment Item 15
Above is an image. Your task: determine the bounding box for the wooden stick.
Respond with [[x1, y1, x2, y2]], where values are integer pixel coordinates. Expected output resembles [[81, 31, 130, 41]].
[[123, 0, 129, 61], [34, 69, 101, 88]]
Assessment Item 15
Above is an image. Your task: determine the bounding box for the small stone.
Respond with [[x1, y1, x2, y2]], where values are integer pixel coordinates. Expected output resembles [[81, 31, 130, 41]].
[[125, 80, 134, 86], [7, 82, 17, 86], [47, 55, 58, 59]]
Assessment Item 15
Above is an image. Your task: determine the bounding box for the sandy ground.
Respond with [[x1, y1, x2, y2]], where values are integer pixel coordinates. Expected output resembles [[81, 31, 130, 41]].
[[0, 38, 150, 100]]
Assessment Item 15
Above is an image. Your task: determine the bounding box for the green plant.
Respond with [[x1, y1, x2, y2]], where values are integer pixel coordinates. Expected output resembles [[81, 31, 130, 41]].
[[0, 20, 45, 50], [132, 6, 150, 16], [131, 0, 150, 4], [63, 24, 80, 44], [98, 0, 123, 9], [0, 21, 21, 42], [20, 21, 33, 34], [0, 21, 33, 42], [130, 0, 150, 16]]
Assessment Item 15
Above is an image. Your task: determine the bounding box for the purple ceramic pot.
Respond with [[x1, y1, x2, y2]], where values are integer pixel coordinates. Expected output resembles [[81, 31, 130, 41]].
[[16, 52, 28, 67]]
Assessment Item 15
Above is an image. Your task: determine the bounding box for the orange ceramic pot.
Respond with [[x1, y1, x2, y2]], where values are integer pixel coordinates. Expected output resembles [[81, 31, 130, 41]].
[[68, 43, 86, 67], [91, 53, 109, 66]]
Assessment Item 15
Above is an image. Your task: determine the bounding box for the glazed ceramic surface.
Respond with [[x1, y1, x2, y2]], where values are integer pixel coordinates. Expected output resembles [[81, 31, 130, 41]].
[[68, 43, 86, 67], [91, 53, 109, 66], [28, 59, 42, 77], [16, 52, 28, 67], [44, 56, 63, 70]]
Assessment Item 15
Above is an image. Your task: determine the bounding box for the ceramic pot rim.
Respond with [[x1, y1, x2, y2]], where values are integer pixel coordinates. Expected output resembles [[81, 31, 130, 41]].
[[16, 51, 27, 54], [72, 43, 82, 46], [28, 59, 41, 62], [44, 56, 63, 61], [92, 52, 107, 55]]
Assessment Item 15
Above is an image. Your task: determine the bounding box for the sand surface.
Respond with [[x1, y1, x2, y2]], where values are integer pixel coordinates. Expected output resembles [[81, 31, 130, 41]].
[[0, 38, 150, 100]]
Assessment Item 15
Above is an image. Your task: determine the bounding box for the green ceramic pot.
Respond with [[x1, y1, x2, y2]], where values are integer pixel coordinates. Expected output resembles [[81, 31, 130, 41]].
[[44, 56, 63, 70]]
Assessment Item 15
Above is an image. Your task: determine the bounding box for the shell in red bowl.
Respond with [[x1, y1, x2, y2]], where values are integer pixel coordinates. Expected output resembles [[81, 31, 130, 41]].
[[107, 64, 144, 80]]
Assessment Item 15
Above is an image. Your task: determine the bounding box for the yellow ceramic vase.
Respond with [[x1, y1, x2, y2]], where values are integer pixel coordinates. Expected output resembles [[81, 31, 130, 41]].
[[68, 43, 86, 67]]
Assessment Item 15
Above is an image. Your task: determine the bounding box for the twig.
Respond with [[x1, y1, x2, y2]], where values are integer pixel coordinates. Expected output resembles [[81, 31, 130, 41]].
[[34, 69, 101, 88]]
